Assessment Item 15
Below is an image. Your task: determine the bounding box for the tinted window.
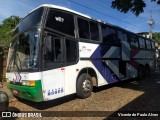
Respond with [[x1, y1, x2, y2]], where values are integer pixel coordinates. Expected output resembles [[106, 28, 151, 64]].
[[129, 34, 139, 48], [146, 39, 152, 49], [14, 7, 44, 35], [139, 37, 145, 49], [118, 31, 127, 41], [54, 38, 63, 61], [151, 41, 155, 50], [66, 39, 78, 63], [44, 36, 53, 62], [78, 18, 90, 39], [44, 36, 63, 65], [101, 24, 118, 44], [90, 21, 99, 40], [46, 9, 75, 36]]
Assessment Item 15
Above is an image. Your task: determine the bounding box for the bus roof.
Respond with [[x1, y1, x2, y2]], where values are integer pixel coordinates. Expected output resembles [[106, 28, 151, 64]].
[[29, 4, 111, 25], [40, 4, 91, 19]]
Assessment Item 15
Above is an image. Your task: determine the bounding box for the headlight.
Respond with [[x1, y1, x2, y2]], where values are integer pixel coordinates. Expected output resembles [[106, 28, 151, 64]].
[[22, 80, 35, 86]]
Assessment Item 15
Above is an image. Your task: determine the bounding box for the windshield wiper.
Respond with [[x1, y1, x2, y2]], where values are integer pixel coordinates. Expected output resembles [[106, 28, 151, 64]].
[[16, 53, 22, 70], [14, 55, 20, 71]]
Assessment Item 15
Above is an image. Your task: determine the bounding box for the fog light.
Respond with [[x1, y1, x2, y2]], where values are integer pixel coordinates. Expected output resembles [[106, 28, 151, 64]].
[[0, 91, 9, 111]]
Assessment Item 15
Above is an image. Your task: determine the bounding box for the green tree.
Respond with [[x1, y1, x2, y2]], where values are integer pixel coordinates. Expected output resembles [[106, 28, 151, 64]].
[[0, 16, 21, 46], [152, 32, 160, 44], [112, 0, 160, 16]]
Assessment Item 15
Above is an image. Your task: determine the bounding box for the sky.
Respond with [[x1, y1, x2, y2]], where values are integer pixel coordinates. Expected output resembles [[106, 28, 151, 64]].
[[0, 0, 160, 33]]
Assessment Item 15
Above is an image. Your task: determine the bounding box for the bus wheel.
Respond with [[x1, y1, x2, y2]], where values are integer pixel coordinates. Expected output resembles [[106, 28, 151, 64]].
[[76, 73, 93, 99], [138, 66, 144, 80]]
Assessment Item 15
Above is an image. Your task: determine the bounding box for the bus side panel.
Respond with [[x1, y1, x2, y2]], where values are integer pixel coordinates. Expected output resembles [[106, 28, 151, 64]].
[[42, 69, 65, 101], [132, 50, 155, 69], [63, 63, 84, 96], [90, 45, 121, 85], [86, 60, 109, 86], [126, 63, 137, 78], [79, 42, 111, 86]]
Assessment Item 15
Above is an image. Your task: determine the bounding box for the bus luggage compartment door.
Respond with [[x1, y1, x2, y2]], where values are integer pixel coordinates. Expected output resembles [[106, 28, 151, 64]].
[[42, 69, 65, 101]]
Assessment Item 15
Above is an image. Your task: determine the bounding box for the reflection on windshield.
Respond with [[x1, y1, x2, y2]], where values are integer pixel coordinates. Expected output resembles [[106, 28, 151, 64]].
[[8, 29, 40, 71], [13, 7, 44, 36]]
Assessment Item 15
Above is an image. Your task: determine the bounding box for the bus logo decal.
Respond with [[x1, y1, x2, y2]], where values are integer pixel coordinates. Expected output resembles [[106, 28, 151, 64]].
[[47, 87, 64, 96], [13, 72, 21, 83], [55, 17, 64, 23]]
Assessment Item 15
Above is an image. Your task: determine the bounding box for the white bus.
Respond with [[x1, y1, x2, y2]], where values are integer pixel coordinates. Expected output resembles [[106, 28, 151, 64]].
[[6, 4, 156, 102]]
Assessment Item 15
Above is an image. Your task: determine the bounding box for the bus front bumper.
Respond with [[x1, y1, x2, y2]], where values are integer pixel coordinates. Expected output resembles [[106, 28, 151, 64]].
[[7, 80, 43, 102]]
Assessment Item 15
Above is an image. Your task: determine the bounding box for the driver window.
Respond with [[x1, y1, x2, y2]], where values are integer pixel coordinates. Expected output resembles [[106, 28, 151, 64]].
[[44, 35, 63, 68]]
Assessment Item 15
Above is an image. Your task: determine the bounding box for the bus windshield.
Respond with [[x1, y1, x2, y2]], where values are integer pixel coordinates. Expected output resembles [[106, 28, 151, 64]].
[[13, 7, 44, 36], [7, 28, 40, 71]]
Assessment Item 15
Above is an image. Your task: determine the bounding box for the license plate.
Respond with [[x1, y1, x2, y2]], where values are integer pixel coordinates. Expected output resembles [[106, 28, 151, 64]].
[[13, 89, 19, 95]]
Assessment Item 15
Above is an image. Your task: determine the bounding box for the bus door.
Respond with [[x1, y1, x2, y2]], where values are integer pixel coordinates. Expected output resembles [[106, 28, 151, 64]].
[[42, 34, 65, 101], [119, 31, 130, 78]]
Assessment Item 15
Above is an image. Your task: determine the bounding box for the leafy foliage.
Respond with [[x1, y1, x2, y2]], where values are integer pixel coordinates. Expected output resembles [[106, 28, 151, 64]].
[[153, 32, 160, 45], [0, 16, 21, 46], [112, 0, 160, 16]]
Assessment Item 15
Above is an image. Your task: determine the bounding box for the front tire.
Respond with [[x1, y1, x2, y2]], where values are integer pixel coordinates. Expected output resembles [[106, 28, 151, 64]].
[[76, 73, 93, 99]]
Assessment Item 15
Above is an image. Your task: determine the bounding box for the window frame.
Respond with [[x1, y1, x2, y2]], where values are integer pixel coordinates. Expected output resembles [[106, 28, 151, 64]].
[[65, 38, 79, 65], [42, 31, 79, 70], [151, 41, 155, 50], [43, 33, 64, 69], [138, 37, 146, 49], [117, 30, 128, 42], [45, 8, 76, 37], [77, 17, 90, 40], [101, 23, 119, 45], [129, 33, 139, 48], [77, 16, 101, 43], [145, 39, 152, 50]]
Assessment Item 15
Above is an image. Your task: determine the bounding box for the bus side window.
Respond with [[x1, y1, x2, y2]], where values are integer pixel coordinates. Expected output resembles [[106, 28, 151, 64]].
[[90, 21, 99, 41], [146, 39, 152, 50], [101, 24, 117, 44], [65, 39, 78, 63], [78, 18, 90, 39], [54, 38, 63, 61], [46, 9, 75, 36], [118, 30, 127, 42], [44, 36, 63, 68], [44, 36, 54, 62], [139, 37, 145, 49], [129, 34, 139, 48], [151, 41, 155, 50]]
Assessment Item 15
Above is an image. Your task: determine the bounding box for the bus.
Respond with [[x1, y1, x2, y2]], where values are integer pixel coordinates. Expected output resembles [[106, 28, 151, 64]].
[[6, 4, 156, 102]]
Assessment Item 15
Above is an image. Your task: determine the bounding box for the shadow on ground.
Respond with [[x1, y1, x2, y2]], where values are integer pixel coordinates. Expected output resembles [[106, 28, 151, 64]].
[[105, 70, 160, 120], [18, 94, 77, 110], [17, 79, 135, 110]]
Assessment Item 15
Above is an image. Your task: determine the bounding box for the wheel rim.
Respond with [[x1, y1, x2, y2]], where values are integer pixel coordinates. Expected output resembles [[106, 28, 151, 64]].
[[82, 79, 91, 92]]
